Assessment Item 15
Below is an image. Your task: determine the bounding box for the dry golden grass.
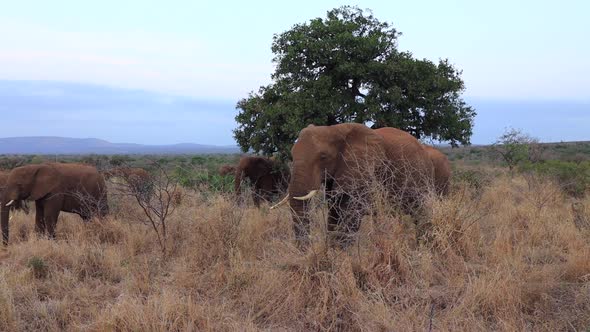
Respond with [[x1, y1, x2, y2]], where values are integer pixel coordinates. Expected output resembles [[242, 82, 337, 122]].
[[0, 173, 589, 331]]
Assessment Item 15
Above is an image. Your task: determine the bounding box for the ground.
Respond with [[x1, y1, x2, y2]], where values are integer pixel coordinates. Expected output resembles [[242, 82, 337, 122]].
[[0, 164, 589, 331]]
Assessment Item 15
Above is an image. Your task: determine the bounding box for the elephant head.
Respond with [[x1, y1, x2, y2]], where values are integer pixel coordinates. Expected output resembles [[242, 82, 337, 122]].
[[1, 164, 60, 244], [0, 171, 30, 215], [273, 124, 387, 244]]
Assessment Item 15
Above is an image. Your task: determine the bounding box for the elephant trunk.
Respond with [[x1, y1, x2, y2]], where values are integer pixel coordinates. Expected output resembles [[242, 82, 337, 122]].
[[287, 161, 322, 245], [1, 202, 9, 245], [288, 198, 310, 244]]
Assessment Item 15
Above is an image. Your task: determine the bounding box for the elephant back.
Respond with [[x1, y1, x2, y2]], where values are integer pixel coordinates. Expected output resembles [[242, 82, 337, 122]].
[[373, 127, 435, 190]]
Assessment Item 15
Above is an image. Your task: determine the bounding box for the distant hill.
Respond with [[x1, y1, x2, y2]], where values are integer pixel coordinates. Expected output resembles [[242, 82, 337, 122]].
[[0, 137, 241, 155]]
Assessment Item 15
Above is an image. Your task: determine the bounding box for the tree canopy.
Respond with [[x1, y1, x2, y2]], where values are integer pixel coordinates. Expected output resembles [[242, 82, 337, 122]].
[[234, 6, 476, 159]]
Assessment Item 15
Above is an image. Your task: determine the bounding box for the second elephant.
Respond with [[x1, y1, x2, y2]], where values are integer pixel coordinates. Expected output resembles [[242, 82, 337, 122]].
[[234, 156, 289, 207]]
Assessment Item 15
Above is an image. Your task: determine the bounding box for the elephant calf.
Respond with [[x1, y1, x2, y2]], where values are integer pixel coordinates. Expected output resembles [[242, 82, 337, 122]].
[[1, 163, 109, 245]]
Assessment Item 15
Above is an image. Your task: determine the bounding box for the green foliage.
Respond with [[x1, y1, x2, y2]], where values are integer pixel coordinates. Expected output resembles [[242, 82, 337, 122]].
[[0, 156, 27, 170], [30, 155, 44, 164], [492, 128, 538, 170], [190, 156, 207, 165], [453, 167, 493, 195], [234, 6, 475, 159], [172, 166, 234, 193], [520, 160, 590, 197], [109, 155, 133, 166], [207, 174, 234, 193], [27, 256, 49, 279], [80, 154, 110, 170], [173, 166, 201, 188]]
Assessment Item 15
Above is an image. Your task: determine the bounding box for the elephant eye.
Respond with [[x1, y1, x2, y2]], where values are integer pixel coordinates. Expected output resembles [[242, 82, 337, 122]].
[[319, 152, 328, 160]]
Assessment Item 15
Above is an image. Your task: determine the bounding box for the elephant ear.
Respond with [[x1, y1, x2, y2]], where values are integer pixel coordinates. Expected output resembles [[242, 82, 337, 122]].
[[29, 165, 61, 201]]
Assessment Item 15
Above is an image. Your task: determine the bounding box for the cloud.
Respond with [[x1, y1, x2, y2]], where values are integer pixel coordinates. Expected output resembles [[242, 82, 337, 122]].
[[0, 20, 272, 99], [0, 80, 239, 145]]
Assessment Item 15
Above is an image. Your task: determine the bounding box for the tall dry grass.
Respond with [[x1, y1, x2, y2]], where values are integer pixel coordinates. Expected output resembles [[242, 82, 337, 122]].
[[0, 173, 589, 331]]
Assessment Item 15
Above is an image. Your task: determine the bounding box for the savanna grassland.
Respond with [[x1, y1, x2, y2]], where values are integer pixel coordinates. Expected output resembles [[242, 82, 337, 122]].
[[1, 152, 590, 331]]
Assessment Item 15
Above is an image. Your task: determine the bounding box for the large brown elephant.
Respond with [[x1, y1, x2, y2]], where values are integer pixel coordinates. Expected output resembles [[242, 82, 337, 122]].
[[1, 163, 109, 245], [423, 145, 451, 196], [272, 123, 434, 247], [234, 156, 289, 207], [0, 170, 30, 214]]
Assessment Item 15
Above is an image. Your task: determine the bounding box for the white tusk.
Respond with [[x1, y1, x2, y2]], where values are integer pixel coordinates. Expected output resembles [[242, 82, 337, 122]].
[[293, 190, 318, 201], [270, 195, 290, 210], [9, 215, 13, 221], [5, 200, 15, 207]]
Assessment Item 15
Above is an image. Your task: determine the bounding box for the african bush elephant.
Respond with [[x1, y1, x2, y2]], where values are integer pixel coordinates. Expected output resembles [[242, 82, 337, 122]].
[[1, 163, 109, 245], [0, 170, 30, 214], [423, 145, 451, 196], [234, 156, 289, 207], [272, 123, 434, 248], [218, 164, 236, 176]]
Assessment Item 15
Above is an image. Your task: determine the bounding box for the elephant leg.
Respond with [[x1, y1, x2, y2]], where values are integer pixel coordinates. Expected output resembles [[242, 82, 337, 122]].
[[327, 194, 361, 249], [1, 206, 9, 245], [21, 201, 30, 215], [35, 200, 46, 235], [44, 210, 60, 239], [401, 192, 431, 245], [43, 198, 62, 239], [289, 200, 311, 248], [252, 186, 262, 208]]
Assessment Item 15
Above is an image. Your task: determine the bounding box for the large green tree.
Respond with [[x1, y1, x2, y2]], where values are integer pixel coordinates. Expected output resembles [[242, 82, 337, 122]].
[[234, 6, 475, 159]]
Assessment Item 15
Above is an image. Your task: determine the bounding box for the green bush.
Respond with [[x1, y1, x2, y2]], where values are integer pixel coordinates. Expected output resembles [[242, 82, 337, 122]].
[[208, 174, 234, 193], [452, 167, 493, 195], [27, 256, 49, 279], [520, 160, 590, 197], [30, 155, 44, 164], [173, 167, 234, 193]]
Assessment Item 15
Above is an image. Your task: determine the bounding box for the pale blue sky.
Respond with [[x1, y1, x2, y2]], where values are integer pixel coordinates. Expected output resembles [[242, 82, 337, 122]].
[[0, 1, 589, 145]]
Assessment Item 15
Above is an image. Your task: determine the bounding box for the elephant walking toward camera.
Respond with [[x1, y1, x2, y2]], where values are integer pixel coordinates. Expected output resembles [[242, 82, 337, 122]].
[[273, 123, 434, 248], [234, 156, 289, 207], [1, 163, 109, 245]]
